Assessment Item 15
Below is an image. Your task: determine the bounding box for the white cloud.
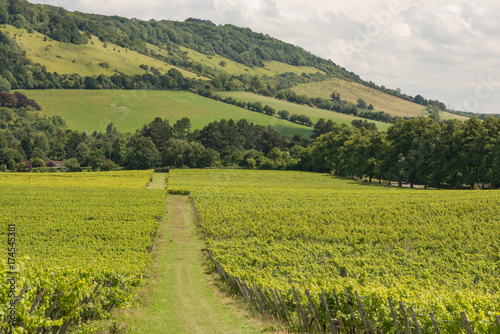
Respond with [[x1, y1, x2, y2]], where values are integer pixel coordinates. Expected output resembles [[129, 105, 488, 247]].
[[26, 0, 500, 114]]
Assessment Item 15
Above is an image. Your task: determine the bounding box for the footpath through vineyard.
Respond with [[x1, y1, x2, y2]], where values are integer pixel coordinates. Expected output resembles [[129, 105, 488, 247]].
[[118, 195, 267, 334]]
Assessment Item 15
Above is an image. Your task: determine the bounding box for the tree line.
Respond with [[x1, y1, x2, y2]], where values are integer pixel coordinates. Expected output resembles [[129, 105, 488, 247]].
[[301, 117, 500, 189], [0, 95, 311, 171], [2, 93, 499, 188]]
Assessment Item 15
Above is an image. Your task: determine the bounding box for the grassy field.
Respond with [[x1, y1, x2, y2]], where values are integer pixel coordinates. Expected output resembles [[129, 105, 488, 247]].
[[175, 45, 325, 77], [0, 25, 199, 78], [217, 91, 391, 130], [19, 90, 312, 136], [293, 79, 467, 120]]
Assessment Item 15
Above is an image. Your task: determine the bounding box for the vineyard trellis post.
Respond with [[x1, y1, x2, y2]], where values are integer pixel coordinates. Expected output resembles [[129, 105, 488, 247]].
[[408, 307, 422, 334], [0, 287, 26, 334], [320, 288, 336, 334], [253, 284, 265, 314], [461, 312, 473, 334], [344, 289, 360, 334], [279, 290, 295, 327], [355, 291, 374, 333], [332, 289, 346, 333], [293, 286, 310, 332], [399, 301, 411, 334], [305, 289, 323, 333], [18, 287, 45, 330], [429, 313, 441, 334], [388, 297, 400, 333], [270, 289, 286, 325], [497, 315, 500, 328]]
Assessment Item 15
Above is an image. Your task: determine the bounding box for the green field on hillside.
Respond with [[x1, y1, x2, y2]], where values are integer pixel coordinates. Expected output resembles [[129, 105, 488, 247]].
[[293, 79, 467, 120], [216, 91, 391, 130], [19, 90, 312, 136], [0, 25, 199, 78], [175, 46, 325, 77]]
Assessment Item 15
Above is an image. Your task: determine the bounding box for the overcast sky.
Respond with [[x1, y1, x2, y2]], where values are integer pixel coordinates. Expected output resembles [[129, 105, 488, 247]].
[[28, 0, 500, 114]]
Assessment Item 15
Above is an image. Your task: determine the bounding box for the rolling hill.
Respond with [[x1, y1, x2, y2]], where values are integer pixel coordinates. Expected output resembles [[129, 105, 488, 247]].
[[0, 0, 475, 135], [216, 91, 391, 130], [0, 25, 201, 78], [292, 79, 467, 120], [17, 89, 314, 136]]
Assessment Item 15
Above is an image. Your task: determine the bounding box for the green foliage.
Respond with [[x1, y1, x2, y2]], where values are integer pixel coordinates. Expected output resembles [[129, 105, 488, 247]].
[[65, 157, 81, 171], [123, 134, 160, 170], [351, 119, 377, 131], [357, 98, 367, 109], [0, 76, 10, 92], [277, 109, 289, 120], [169, 169, 500, 333], [0, 171, 164, 333]]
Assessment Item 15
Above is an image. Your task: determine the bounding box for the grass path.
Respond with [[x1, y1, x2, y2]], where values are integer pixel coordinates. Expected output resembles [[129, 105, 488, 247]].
[[147, 172, 167, 189], [118, 195, 267, 334]]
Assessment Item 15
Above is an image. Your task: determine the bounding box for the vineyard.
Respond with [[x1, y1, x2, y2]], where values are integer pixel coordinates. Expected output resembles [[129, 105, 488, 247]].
[[0, 171, 165, 333], [168, 169, 500, 333]]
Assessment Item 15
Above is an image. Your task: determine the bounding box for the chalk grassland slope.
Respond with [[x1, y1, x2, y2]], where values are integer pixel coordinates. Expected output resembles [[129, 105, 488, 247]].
[[0, 171, 165, 333], [0, 25, 199, 78], [174, 46, 325, 77], [293, 79, 468, 120], [19, 90, 312, 136], [216, 91, 391, 130], [1, 24, 321, 80], [168, 169, 500, 333]]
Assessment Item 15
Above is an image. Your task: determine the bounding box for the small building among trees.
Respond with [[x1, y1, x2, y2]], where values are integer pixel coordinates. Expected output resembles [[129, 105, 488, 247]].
[[45, 161, 65, 168]]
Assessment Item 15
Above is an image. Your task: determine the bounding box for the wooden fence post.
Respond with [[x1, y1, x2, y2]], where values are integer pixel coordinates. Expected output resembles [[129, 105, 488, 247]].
[[252, 284, 265, 314], [256, 285, 271, 315], [29, 288, 46, 315], [332, 289, 346, 333], [292, 286, 310, 332], [0, 287, 26, 334], [461, 312, 473, 334], [235, 278, 247, 302], [58, 318, 73, 334], [408, 307, 422, 334], [270, 289, 287, 324], [278, 290, 294, 327], [388, 297, 400, 333], [355, 291, 374, 333], [242, 282, 258, 311], [305, 289, 323, 333], [399, 301, 411, 334], [344, 289, 361, 334], [497, 315, 500, 328], [429, 313, 441, 334], [262, 288, 276, 316], [320, 288, 336, 334]]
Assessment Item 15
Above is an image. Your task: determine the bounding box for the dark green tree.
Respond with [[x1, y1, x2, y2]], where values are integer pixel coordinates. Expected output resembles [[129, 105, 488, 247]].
[[357, 98, 368, 109], [123, 135, 160, 169]]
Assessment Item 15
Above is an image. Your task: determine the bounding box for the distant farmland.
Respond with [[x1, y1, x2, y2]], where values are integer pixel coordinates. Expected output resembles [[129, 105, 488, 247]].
[[19, 90, 313, 136]]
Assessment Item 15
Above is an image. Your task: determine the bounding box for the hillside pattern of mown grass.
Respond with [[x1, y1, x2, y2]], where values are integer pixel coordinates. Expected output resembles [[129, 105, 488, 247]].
[[176, 46, 325, 77], [19, 89, 312, 136], [292, 79, 467, 120], [216, 91, 391, 130]]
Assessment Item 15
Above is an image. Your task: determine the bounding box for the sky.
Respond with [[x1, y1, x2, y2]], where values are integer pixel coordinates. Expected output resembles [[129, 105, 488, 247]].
[[28, 0, 500, 114]]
